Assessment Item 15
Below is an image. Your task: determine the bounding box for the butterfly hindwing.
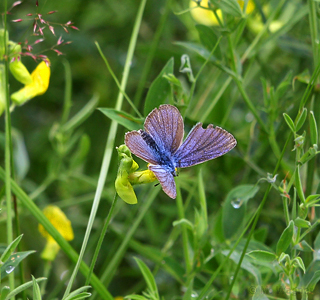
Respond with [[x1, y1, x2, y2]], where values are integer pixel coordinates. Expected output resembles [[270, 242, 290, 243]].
[[149, 164, 177, 199], [173, 123, 237, 168], [125, 131, 159, 165], [144, 105, 184, 154]]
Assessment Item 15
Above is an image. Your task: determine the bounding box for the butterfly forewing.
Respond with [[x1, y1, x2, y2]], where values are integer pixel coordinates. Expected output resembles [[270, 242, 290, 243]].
[[173, 123, 237, 168], [144, 105, 184, 154], [125, 131, 159, 165], [149, 164, 177, 199]]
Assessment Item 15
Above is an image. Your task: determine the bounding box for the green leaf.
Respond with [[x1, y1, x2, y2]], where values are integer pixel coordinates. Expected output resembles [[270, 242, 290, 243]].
[[174, 41, 236, 77], [276, 220, 294, 256], [294, 240, 313, 252], [314, 230, 320, 251], [65, 293, 92, 300], [295, 108, 307, 131], [32, 275, 42, 300], [144, 58, 174, 116], [278, 253, 290, 263], [306, 270, 320, 291], [5, 278, 46, 300], [0, 234, 23, 263], [1, 251, 35, 279], [0, 286, 10, 300], [293, 257, 306, 273], [125, 296, 148, 300], [295, 166, 306, 204], [294, 217, 311, 228], [310, 111, 318, 145], [99, 108, 143, 131], [134, 257, 159, 298], [222, 185, 259, 239], [211, 0, 243, 17], [283, 113, 296, 133], [63, 286, 91, 300], [173, 218, 194, 231], [306, 194, 320, 205], [179, 54, 194, 82], [247, 250, 276, 262], [195, 25, 222, 59]]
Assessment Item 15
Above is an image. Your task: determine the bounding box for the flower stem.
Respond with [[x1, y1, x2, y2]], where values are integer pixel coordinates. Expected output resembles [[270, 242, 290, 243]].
[[62, 0, 147, 297]]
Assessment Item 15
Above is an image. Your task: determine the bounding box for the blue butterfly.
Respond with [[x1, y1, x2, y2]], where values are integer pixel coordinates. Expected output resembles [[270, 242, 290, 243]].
[[125, 104, 237, 198]]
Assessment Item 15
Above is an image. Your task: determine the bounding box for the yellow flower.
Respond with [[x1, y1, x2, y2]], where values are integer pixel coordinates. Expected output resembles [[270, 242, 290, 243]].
[[115, 145, 157, 205], [38, 205, 74, 261], [11, 60, 50, 105], [9, 43, 33, 85], [190, 0, 255, 26]]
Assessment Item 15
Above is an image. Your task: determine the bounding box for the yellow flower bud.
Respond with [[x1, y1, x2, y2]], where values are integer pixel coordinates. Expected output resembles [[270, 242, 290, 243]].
[[8, 43, 33, 85], [115, 145, 139, 205], [190, 0, 254, 26], [115, 145, 157, 205], [11, 60, 50, 105], [38, 205, 74, 261], [128, 169, 157, 185]]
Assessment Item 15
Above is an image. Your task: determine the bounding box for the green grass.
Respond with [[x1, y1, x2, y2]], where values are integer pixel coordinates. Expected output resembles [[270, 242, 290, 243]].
[[1, 0, 320, 300]]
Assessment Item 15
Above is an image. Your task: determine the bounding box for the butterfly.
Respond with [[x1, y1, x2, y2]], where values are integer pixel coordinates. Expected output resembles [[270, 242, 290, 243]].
[[125, 104, 237, 199]]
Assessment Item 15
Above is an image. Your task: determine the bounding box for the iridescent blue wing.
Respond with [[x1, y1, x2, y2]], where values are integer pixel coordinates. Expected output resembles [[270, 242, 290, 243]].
[[173, 123, 237, 168], [144, 105, 184, 154], [125, 130, 159, 165], [149, 164, 177, 199]]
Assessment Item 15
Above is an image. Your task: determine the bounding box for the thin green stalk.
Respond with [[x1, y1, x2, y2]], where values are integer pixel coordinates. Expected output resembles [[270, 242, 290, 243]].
[[95, 44, 142, 118], [241, 0, 287, 63], [282, 197, 290, 226], [308, 0, 319, 68], [134, 0, 172, 107], [224, 133, 291, 300], [62, 0, 147, 297], [90, 187, 160, 300], [3, 0, 15, 292], [227, 35, 268, 134], [200, 0, 287, 124], [175, 180, 192, 276], [40, 261, 52, 296], [85, 193, 118, 285], [185, 36, 222, 118], [61, 60, 73, 124]]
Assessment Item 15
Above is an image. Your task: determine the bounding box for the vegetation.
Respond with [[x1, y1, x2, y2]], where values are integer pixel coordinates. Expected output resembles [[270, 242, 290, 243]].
[[1, 0, 320, 299]]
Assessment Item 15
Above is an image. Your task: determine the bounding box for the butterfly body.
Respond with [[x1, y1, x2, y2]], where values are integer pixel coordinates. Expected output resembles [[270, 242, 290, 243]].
[[125, 104, 237, 199]]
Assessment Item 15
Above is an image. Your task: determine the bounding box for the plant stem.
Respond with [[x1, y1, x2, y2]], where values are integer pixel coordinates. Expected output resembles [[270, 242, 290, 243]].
[[85, 193, 118, 285], [224, 133, 291, 300], [176, 181, 192, 276], [133, 0, 172, 107], [62, 0, 147, 297], [3, 0, 15, 293]]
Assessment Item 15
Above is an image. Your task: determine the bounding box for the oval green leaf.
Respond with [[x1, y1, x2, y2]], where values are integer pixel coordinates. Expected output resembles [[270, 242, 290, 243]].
[[144, 58, 174, 116], [276, 220, 294, 256], [247, 250, 277, 262]]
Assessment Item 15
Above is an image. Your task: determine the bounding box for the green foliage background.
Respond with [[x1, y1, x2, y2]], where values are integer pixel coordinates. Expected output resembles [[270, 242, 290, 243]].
[[1, 0, 320, 299]]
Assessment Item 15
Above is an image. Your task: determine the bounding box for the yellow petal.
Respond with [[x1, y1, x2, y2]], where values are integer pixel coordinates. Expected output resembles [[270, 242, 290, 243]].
[[190, 0, 221, 26], [11, 61, 50, 105], [9, 60, 33, 85], [38, 205, 74, 243], [190, 0, 255, 26]]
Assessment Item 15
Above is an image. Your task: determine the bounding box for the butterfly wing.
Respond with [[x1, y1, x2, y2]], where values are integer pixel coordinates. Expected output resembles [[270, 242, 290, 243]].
[[173, 123, 237, 168], [144, 105, 184, 154], [149, 164, 177, 199], [125, 130, 159, 165]]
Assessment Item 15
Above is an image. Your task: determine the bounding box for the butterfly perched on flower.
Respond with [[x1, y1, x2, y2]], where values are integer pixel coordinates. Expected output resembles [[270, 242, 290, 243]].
[[125, 104, 237, 199]]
